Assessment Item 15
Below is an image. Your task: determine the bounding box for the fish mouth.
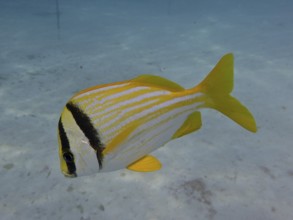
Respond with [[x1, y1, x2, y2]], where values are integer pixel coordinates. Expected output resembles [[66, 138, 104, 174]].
[[62, 171, 77, 178]]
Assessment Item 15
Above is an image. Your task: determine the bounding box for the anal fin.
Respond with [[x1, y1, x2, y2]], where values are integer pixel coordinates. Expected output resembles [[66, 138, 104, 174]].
[[127, 155, 162, 172], [172, 111, 202, 139]]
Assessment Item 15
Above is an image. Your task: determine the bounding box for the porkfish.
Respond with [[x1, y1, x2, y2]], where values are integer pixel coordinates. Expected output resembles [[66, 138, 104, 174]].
[[58, 53, 257, 177]]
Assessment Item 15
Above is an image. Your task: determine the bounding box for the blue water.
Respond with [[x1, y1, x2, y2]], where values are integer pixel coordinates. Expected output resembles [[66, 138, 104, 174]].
[[1, 1, 293, 220]]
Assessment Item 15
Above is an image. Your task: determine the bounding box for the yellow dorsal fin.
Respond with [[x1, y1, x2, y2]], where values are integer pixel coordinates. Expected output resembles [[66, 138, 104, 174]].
[[172, 111, 202, 139], [131, 74, 185, 92], [127, 155, 162, 172]]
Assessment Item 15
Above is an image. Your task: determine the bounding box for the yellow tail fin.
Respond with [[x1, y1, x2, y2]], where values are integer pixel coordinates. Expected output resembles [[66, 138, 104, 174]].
[[196, 53, 257, 132]]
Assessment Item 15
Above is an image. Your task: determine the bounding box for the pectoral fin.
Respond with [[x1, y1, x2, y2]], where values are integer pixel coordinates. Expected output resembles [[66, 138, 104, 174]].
[[103, 123, 139, 155], [127, 155, 162, 172], [172, 111, 202, 139]]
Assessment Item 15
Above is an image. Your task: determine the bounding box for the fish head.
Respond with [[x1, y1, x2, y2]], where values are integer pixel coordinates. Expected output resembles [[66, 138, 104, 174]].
[[58, 107, 101, 178]]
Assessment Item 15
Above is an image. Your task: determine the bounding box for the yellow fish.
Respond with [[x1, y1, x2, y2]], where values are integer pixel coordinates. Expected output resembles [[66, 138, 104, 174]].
[[58, 53, 257, 177]]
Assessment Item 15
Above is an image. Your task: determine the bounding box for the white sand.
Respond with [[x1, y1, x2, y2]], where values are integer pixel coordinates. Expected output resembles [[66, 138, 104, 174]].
[[1, 1, 293, 220]]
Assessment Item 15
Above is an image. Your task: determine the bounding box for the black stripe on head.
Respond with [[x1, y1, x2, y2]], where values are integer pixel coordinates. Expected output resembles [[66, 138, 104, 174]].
[[58, 118, 77, 176], [66, 102, 104, 169]]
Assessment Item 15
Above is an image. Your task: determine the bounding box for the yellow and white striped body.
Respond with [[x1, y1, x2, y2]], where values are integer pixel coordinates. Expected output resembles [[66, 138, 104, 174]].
[[73, 81, 203, 172], [58, 54, 257, 177]]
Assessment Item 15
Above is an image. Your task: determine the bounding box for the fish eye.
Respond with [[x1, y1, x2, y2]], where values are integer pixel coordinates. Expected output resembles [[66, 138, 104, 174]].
[[63, 152, 74, 163]]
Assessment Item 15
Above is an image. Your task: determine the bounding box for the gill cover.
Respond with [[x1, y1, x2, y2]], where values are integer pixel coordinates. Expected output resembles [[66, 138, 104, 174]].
[[58, 103, 105, 177]]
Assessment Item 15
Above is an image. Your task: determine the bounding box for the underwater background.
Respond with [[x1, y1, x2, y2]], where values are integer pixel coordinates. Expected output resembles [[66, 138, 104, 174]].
[[0, 0, 292, 220]]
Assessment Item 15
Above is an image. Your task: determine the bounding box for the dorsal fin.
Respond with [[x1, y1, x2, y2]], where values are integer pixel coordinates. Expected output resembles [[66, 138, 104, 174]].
[[131, 74, 185, 92]]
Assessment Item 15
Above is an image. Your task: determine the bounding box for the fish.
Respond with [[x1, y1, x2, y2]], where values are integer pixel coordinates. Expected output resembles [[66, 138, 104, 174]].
[[57, 53, 257, 177]]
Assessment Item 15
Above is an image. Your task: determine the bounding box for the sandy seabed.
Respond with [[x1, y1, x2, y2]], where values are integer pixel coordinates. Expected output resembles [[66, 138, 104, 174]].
[[0, 1, 293, 220]]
